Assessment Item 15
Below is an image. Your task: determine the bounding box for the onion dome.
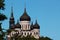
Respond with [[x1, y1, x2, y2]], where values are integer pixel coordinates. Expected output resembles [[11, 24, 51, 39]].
[[15, 20, 21, 28], [33, 20, 40, 29], [20, 8, 31, 21]]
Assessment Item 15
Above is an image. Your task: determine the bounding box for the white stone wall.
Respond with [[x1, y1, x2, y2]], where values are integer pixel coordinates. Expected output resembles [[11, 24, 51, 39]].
[[33, 29, 40, 39], [7, 21, 40, 39], [7, 29, 40, 39], [20, 21, 30, 30], [21, 31, 31, 37]]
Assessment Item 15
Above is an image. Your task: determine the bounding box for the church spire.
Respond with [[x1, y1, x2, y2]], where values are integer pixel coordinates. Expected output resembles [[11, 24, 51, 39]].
[[24, 7, 26, 13], [33, 19, 40, 29], [11, 6, 13, 17], [9, 6, 15, 29], [35, 19, 38, 24], [20, 0, 31, 21], [24, 0, 26, 13]]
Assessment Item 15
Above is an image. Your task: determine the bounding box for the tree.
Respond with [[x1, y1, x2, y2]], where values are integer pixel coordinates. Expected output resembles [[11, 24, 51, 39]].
[[0, 0, 5, 10], [0, 0, 7, 40], [0, 0, 7, 21], [39, 36, 52, 40]]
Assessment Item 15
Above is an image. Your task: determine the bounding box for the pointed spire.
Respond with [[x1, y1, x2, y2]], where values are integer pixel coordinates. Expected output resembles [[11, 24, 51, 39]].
[[24, 7, 26, 13], [11, 6, 13, 17], [24, 0, 26, 13], [35, 19, 38, 24], [9, 6, 15, 29], [33, 19, 40, 29], [20, 0, 31, 21]]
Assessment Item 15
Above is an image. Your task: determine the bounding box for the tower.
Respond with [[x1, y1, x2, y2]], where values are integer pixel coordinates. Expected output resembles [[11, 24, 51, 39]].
[[9, 7, 15, 29], [20, 7, 31, 30], [33, 20, 40, 39]]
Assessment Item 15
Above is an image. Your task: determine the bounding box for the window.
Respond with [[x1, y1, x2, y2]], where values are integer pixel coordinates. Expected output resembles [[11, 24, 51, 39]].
[[34, 32, 35, 34], [36, 32, 38, 35], [27, 32, 29, 35], [21, 32, 23, 35], [28, 25, 30, 29], [25, 25, 27, 30], [25, 33, 26, 35]]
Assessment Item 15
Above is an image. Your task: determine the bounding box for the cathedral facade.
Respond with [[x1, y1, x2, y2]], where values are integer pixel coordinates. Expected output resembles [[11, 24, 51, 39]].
[[7, 7, 40, 40]]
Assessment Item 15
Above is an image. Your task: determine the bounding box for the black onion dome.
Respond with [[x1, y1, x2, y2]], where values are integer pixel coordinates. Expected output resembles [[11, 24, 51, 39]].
[[15, 20, 21, 28], [33, 20, 40, 29], [20, 8, 31, 21]]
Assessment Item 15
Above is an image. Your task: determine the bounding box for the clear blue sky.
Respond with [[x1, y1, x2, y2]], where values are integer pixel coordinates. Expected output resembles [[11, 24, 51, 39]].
[[1, 0, 60, 40]]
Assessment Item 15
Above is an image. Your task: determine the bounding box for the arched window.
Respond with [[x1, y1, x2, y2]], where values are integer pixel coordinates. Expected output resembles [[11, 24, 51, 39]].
[[34, 32, 38, 35], [27, 32, 29, 35], [34, 32, 35, 34], [26, 25, 27, 30], [25, 32, 26, 35], [36, 32, 38, 35], [28, 25, 30, 29], [21, 32, 23, 35]]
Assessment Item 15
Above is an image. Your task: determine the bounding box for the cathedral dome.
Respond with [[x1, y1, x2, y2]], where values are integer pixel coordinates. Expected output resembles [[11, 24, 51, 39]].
[[20, 8, 31, 21], [15, 23, 21, 28], [15, 20, 21, 28], [33, 20, 40, 29]]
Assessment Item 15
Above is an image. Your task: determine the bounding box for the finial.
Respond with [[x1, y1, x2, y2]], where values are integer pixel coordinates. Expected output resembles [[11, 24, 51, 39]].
[[35, 19, 38, 24], [24, 0, 26, 13], [11, 6, 13, 13], [24, 0, 26, 8], [11, 6, 13, 17]]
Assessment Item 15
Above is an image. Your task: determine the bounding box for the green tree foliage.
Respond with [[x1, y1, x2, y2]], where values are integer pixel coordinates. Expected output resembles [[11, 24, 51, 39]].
[[39, 36, 52, 40], [0, 0, 7, 21], [0, 0, 7, 40], [0, 23, 5, 40], [0, 13, 7, 21], [0, 0, 5, 10]]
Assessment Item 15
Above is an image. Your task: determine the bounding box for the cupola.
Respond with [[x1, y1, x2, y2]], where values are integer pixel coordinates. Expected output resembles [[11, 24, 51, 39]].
[[20, 8, 31, 21]]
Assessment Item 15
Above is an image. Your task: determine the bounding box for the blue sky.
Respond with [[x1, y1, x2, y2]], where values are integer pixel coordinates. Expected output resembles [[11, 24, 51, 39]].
[[1, 0, 60, 40]]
